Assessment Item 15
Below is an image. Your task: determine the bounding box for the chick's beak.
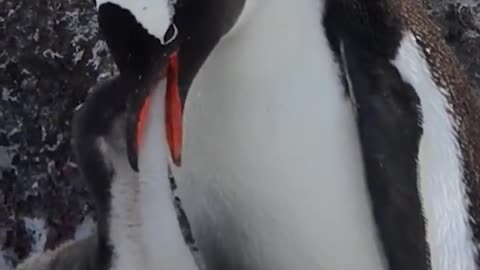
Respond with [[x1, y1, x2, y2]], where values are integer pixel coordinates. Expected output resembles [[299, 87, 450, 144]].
[[164, 52, 183, 166], [136, 52, 183, 167]]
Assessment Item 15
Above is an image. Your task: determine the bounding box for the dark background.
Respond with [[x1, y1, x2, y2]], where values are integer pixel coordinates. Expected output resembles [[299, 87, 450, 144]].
[[0, 0, 479, 268]]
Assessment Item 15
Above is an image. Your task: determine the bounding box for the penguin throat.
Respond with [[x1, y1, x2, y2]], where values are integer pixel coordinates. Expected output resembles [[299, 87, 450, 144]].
[[136, 52, 182, 167]]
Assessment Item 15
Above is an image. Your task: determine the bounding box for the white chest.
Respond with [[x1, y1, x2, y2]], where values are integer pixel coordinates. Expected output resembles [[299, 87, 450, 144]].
[[172, 1, 386, 269]]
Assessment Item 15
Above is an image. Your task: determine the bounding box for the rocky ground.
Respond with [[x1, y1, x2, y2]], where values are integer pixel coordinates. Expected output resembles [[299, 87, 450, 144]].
[[0, 0, 115, 268], [0, 0, 479, 268]]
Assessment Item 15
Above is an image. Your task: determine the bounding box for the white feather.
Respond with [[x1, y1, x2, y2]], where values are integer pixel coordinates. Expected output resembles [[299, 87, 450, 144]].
[[137, 81, 199, 270], [106, 81, 198, 270], [393, 32, 477, 270], [171, 0, 387, 269], [104, 135, 148, 270]]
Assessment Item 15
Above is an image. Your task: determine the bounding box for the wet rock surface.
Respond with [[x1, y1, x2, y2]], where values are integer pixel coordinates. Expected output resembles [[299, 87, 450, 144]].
[[0, 0, 115, 267], [426, 0, 480, 86], [0, 0, 479, 268]]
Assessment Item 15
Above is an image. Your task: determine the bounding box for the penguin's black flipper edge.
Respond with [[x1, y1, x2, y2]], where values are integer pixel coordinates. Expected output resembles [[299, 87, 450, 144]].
[[340, 38, 429, 270]]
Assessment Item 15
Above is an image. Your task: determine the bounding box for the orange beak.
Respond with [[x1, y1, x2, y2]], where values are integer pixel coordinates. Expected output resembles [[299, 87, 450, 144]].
[[165, 52, 183, 166], [136, 52, 183, 167]]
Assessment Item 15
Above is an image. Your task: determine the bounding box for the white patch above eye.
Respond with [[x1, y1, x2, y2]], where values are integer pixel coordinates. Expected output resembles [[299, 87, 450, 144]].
[[97, 0, 175, 42]]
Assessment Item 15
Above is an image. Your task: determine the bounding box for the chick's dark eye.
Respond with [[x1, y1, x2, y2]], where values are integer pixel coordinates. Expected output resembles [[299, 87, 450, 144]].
[[161, 23, 178, 45]]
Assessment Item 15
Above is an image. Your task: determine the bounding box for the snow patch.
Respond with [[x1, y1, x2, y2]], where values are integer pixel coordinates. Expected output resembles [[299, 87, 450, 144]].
[[97, 70, 118, 82], [0, 253, 13, 270], [437, 0, 480, 7], [0, 146, 13, 169], [42, 49, 63, 59], [22, 217, 48, 256], [73, 49, 85, 64], [45, 133, 63, 152], [74, 216, 96, 241], [2, 88, 17, 102], [87, 40, 108, 71]]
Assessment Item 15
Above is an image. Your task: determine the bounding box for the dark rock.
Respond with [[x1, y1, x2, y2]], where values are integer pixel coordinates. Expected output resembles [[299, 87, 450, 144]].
[[0, 0, 115, 267], [427, 0, 480, 86]]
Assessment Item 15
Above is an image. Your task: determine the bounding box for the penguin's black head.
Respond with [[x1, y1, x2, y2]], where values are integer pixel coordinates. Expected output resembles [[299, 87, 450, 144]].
[[96, 1, 179, 80], [94, 0, 181, 170], [95, 0, 246, 169], [95, 0, 246, 85]]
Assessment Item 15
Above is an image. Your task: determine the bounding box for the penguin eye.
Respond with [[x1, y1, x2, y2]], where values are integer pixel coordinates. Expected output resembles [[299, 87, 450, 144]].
[[160, 23, 178, 45]]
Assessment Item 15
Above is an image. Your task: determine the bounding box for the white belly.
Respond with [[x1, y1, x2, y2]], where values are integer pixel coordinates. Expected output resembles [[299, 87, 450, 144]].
[[172, 1, 386, 269]]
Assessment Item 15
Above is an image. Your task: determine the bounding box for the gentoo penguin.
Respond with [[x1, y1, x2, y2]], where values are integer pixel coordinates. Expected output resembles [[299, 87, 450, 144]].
[[324, 1, 480, 270], [96, 1, 480, 270], [96, 1, 387, 270], [16, 74, 200, 270]]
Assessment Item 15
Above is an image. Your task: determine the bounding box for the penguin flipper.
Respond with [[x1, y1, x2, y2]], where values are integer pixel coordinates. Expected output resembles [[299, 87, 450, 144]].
[[339, 36, 429, 270]]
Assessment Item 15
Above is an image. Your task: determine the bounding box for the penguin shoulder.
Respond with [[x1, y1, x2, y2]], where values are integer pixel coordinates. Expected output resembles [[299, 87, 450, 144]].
[[16, 235, 98, 270]]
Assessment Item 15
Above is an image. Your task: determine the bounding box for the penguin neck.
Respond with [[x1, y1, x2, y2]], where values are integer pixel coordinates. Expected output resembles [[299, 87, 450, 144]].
[[106, 81, 198, 270], [192, 0, 333, 100], [223, 0, 325, 48]]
